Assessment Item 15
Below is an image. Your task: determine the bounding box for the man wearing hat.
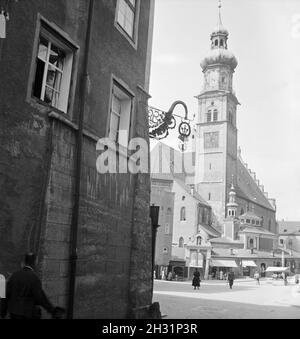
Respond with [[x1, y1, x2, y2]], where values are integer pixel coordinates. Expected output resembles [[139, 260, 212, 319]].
[[0, 253, 64, 319]]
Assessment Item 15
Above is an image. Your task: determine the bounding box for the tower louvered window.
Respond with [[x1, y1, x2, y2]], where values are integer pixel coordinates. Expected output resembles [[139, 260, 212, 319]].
[[213, 109, 218, 121]]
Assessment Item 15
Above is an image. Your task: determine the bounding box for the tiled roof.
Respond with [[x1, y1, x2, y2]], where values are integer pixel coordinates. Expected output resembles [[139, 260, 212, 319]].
[[150, 142, 193, 182], [239, 226, 277, 236], [198, 223, 221, 238], [236, 159, 275, 211], [175, 178, 210, 207], [210, 237, 244, 245], [239, 211, 261, 220]]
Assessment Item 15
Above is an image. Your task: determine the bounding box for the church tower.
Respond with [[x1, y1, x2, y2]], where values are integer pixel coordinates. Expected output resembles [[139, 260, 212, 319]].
[[194, 1, 240, 226]]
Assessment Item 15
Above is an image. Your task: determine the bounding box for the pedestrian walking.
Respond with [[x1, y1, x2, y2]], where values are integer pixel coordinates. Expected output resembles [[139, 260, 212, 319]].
[[254, 271, 260, 285], [282, 271, 288, 286], [192, 269, 201, 290], [228, 270, 235, 289], [0, 253, 65, 319], [219, 270, 223, 280]]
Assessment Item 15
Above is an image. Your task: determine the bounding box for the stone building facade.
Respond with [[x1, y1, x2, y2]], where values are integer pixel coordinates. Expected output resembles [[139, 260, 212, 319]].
[[194, 7, 277, 231], [0, 0, 155, 319]]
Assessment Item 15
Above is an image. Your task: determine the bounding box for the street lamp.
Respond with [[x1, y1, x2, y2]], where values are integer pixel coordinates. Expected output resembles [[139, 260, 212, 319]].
[[150, 204, 160, 284]]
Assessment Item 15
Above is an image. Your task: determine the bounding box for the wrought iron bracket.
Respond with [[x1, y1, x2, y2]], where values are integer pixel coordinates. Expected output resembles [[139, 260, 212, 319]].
[[148, 100, 192, 140]]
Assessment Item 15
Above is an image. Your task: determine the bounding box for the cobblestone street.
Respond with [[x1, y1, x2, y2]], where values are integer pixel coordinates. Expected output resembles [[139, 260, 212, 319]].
[[153, 278, 300, 319]]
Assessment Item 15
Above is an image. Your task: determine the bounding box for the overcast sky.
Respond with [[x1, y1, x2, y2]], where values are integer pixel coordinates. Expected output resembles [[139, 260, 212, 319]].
[[149, 0, 300, 221]]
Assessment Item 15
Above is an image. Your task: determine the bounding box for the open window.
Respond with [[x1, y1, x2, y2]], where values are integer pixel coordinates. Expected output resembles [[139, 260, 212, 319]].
[[109, 81, 133, 147], [32, 23, 75, 113]]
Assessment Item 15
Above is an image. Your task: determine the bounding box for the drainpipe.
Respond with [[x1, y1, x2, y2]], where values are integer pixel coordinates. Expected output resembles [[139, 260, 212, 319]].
[[67, 0, 94, 319]]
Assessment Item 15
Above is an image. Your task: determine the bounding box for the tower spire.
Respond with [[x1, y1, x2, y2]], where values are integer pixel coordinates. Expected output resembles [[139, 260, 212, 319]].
[[218, 0, 223, 27]]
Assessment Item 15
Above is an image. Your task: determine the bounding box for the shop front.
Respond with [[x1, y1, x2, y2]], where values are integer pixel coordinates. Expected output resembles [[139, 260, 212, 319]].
[[241, 260, 257, 277], [209, 259, 239, 280]]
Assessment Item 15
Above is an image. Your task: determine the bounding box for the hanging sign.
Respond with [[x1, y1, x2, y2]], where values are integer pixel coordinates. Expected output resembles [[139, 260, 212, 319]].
[[178, 121, 191, 138]]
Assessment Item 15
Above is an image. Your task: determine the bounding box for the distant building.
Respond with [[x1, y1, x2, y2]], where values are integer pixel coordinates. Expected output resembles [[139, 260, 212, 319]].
[[150, 3, 290, 279], [0, 0, 155, 319], [278, 221, 300, 257], [194, 4, 277, 230]]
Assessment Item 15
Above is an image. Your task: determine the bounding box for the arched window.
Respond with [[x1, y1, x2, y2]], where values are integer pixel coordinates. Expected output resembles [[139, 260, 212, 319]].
[[215, 39, 218, 47], [213, 109, 218, 121], [197, 236, 202, 246], [180, 207, 186, 221], [207, 110, 212, 122], [179, 237, 184, 248], [208, 193, 211, 201], [220, 39, 224, 47]]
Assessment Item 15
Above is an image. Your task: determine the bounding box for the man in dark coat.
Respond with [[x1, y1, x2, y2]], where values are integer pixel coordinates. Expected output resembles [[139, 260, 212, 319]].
[[192, 269, 201, 290], [228, 270, 235, 289], [0, 253, 64, 319]]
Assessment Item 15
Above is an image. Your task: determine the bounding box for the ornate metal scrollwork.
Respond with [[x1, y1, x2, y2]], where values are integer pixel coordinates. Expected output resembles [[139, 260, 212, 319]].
[[148, 106, 176, 140], [148, 100, 191, 140]]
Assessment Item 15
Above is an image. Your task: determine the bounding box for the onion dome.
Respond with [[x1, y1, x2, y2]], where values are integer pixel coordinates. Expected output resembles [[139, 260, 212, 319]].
[[201, 48, 238, 71]]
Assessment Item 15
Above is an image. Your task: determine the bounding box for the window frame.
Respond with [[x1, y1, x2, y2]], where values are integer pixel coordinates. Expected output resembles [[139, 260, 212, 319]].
[[207, 110, 212, 122], [180, 207, 186, 221], [115, 0, 140, 49], [107, 76, 135, 148], [213, 109, 218, 122], [28, 16, 79, 115]]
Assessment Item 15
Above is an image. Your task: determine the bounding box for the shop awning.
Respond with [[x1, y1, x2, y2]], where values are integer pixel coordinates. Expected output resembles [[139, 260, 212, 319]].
[[242, 260, 257, 268], [266, 267, 289, 273], [210, 259, 238, 268]]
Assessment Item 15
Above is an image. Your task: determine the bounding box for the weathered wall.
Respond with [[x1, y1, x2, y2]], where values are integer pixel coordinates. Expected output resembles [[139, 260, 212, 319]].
[[151, 185, 174, 267], [0, 0, 154, 319]]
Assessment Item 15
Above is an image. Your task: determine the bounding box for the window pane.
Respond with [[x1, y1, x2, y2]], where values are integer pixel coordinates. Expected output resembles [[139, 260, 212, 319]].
[[46, 65, 62, 92], [49, 44, 65, 70], [44, 86, 54, 104], [124, 11, 134, 37], [112, 95, 121, 115], [110, 112, 120, 141], [38, 37, 48, 61], [117, 0, 135, 38]]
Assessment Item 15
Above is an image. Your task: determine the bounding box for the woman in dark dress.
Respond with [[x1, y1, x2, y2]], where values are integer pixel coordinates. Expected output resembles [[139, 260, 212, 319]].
[[192, 269, 201, 290]]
